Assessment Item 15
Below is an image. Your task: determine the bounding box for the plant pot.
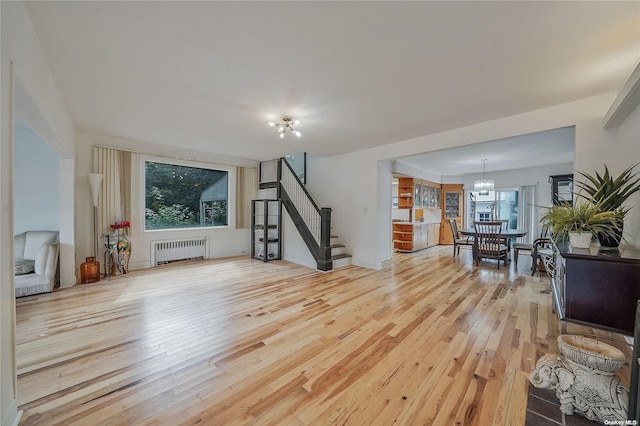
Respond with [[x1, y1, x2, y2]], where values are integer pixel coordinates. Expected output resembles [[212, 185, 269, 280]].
[[597, 220, 623, 249], [557, 335, 624, 374], [569, 232, 592, 249]]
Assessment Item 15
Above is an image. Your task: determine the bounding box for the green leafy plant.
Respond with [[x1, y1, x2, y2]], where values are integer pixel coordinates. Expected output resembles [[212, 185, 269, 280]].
[[575, 163, 640, 215], [540, 200, 622, 242], [574, 163, 640, 246]]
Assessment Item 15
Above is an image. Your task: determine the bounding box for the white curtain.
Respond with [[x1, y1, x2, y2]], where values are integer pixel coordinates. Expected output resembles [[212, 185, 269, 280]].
[[518, 184, 536, 244], [93, 147, 131, 235], [236, 167, 258, 228]]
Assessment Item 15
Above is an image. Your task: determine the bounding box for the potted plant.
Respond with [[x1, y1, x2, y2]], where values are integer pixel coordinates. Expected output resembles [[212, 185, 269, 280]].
[[540, 200, 622, 249], [575, 163, 640, 248]]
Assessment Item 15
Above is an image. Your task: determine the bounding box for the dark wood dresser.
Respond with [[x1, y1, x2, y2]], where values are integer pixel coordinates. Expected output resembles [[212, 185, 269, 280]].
[[552, 243, 640, 336]]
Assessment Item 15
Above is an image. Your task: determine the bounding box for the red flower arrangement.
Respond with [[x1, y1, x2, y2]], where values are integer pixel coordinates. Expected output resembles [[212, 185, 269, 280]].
[[110, 220, 131, 229]]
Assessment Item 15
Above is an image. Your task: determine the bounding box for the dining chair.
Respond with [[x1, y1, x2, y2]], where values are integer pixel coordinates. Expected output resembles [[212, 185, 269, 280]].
[[473, 221, 509, 269], [512, 227, 550, 267], [530, 237, 554, 276], [449, 219, 474, 257], [498, 219, 511, 261]]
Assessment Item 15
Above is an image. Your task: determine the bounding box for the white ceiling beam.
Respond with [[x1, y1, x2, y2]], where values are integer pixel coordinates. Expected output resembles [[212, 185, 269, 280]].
[[603, 60, 640, 128]]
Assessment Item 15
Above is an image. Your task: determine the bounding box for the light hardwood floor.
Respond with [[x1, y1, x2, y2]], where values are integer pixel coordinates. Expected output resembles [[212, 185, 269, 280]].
[[15, 246, 629, 425]]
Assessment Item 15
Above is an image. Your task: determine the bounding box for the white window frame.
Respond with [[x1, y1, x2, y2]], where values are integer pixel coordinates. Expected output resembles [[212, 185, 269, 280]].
[[140, 154, 236, 232]]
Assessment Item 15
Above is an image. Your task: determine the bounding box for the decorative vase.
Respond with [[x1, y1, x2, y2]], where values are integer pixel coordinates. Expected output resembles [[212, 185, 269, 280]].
[[80, 256, 100, 283], [117, 237, 131, 274], [569, 232, 592, 249]]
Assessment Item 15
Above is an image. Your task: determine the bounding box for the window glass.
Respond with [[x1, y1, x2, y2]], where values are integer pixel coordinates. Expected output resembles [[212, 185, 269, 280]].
[[145, 161, 228, 230], [470, 189, 519, 229]]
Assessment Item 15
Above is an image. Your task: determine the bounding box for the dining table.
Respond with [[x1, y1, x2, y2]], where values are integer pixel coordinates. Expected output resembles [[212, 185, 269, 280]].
[[458, 228, 528, 263]]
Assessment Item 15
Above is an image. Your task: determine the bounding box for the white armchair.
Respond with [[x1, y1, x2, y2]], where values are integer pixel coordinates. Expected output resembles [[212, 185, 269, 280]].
[[14, 230, 59, 297]]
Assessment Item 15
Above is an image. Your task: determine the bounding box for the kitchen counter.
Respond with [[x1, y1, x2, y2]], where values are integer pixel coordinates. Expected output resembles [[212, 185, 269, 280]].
[[392, 221, 441, 252]]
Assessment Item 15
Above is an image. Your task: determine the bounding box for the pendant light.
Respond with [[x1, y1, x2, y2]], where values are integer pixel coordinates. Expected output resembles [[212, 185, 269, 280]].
[[473, 159, 494, 195]]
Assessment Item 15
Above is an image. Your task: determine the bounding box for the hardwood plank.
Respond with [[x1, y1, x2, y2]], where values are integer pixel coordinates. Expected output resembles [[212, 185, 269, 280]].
[[14, 248, 629, 425], [503, 370, 530, 425]]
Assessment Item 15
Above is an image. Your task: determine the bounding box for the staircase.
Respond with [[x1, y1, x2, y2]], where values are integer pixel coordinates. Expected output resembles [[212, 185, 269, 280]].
[[277, 157, 352, 271], [330, 232, 352, 269]]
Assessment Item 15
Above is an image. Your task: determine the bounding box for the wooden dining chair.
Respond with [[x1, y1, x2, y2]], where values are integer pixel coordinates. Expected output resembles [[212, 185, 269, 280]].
[[498, 219, 511, 261], [530, 237, 554, 276], [473, 221, 509, 269], [512, 227, 550, 268], [449, 219, 474, 257]]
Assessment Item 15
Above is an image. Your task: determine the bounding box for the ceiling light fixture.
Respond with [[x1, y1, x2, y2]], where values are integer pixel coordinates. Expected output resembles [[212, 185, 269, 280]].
[[473, 159, 494, 195], [268, 116, 301, 139]]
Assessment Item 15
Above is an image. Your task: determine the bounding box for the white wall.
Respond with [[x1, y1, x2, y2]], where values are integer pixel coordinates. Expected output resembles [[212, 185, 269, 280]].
[[75, 132, 258, 274], [282, 210, 316, 269], [392, 160, 442, 183], [1, 1, 76, 424], [14, 117, 60, 234], [307, 152, 381, 269], [617, 104, 640, 246], [306, 93, 628, 269], [9, 11, 76, 290], [463, 163, 575, 205], [577, 102, 640, 247]]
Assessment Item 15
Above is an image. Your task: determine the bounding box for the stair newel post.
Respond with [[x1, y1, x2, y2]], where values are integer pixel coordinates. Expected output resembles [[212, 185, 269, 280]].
[[318, 208, 333, 271], [276, 158, 282, 199]]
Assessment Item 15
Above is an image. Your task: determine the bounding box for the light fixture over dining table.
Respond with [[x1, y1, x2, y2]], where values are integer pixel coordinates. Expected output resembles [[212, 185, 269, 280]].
[[268, 116, 301, 139], [474, 159, 494, 195]]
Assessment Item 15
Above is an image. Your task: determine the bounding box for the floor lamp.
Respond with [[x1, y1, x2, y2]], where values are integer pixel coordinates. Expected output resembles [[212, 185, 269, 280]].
[[83, 173, 103, 283], [88, 173, 103, 258]]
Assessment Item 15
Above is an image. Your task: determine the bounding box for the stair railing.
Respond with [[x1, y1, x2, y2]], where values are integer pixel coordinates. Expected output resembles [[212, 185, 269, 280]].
[[278, 158, 332, 271]]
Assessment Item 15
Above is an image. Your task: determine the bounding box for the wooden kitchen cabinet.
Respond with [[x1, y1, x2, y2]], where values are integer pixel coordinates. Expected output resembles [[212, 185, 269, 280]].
[[393, 175, 443, 252], [428, 223, 440, 247], [440, 184, 464, 245], [393, 222, 441, 252], [392, 222, 414, 251], [397, 177, 414, 210], [396, 177, 441, 210]]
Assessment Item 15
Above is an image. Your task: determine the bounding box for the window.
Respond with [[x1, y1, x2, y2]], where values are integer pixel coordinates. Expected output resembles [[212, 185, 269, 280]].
[[145, 161, 228, 230], [470, 189, 519, 229]]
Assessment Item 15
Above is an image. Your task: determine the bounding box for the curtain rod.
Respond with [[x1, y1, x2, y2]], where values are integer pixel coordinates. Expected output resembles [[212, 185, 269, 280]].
[[93, 144, 258, 169]]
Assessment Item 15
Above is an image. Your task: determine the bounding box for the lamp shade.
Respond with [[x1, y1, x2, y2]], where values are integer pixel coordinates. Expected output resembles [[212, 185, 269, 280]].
[[473, 179, 494, 195], [88, 173, 103, 207]]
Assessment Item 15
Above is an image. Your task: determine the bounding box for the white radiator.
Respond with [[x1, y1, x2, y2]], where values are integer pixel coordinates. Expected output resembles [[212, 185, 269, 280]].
[[151, 238, 207, 266]]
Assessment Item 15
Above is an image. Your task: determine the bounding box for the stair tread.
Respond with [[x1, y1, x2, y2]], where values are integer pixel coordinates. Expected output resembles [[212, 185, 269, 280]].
[[332, 253, 352, 260], [330, 243, 345, 248]]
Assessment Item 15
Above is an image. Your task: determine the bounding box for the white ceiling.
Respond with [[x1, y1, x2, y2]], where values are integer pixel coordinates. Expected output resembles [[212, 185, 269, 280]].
[[397, 126, 576, 176], [24, 1, 640, 164]]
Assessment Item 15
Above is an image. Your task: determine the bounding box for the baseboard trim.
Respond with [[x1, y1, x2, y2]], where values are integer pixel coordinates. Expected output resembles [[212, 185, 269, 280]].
[[10, 411, 23, 426]]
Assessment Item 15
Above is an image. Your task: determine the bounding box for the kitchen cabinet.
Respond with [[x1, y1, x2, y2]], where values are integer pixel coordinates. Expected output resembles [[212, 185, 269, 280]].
[[428, 223, 440, 247], [392, 222, 414, 251], [393, 175, 442, 252], [395, 177, 440, 210], [393, 222, 441, 252], [397, 177, 414, 210], [440, 184, 464, 245]]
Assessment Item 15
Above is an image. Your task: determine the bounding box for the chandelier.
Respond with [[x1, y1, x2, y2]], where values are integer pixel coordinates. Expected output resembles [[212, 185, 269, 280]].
[[267, 116, 301, 139], [473, 159, 494, 195]]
